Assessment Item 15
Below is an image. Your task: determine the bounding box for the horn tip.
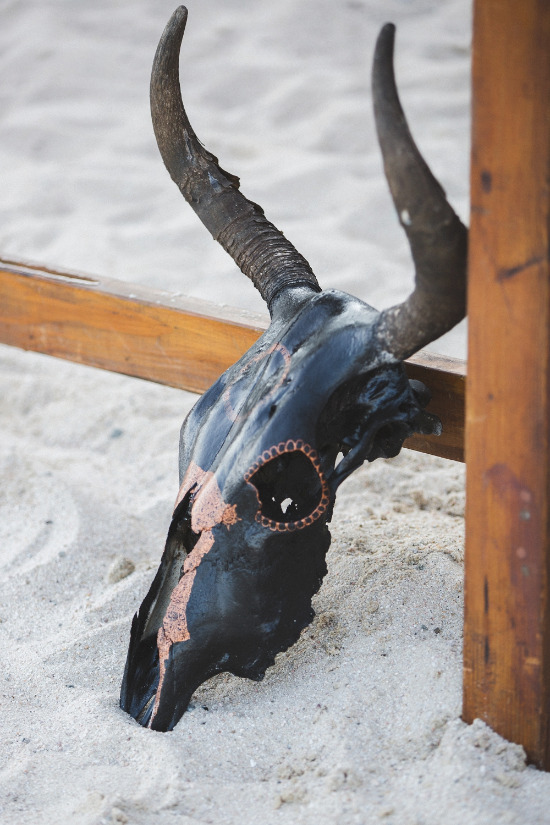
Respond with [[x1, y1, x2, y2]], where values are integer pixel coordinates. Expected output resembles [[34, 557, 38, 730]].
[[168, 6, 188, 31], [376, 22, 396, 53]]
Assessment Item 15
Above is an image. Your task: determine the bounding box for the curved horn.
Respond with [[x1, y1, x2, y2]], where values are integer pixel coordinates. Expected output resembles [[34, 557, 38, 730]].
[[372, 24, 467, 361], [151, 6, 321, 311]]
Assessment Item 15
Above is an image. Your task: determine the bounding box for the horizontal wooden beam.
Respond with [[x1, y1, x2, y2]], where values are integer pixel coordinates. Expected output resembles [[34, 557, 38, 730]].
[[0, 258, 465, 461], [0, 258, 263, 395], [405, 352, 465, 463]]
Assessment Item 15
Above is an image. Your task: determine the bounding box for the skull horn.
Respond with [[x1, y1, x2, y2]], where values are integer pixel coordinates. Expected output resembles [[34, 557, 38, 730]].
[[150, 6, 321, 311], [372, 23, 468, 361]]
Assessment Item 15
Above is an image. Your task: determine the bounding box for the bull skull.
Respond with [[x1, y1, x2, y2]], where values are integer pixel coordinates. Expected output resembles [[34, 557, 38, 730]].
[[120, 6, 467, 731]]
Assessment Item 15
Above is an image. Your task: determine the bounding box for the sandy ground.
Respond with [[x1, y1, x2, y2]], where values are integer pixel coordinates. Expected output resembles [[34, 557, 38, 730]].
[[2, 1, 550, 823]]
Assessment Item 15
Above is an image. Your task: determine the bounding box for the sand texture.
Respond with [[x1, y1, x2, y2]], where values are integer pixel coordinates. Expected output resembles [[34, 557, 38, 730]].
[[2, 1, 550, 823]]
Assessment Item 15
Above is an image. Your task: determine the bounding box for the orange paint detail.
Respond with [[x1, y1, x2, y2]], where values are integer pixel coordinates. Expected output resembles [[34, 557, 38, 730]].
[[174, 462, 241, 532], [245, 439, 331, 533], [173, 461, 208, 510], [190, 475, 240, 533], [221, 504, 239, 527], [150, 463, 238, 726]]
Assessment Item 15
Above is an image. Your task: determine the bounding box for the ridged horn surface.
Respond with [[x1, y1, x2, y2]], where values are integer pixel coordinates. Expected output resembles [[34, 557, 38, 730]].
[[151, 6, 321, 311], [372, 23, 468, 361]]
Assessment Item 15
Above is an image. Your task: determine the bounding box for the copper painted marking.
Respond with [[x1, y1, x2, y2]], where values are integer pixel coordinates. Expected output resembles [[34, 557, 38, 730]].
[[173, 461, 208, 510], [150, 463, 238, 726], [244, 439, 330, 532], [190, 475, 239, 533], [222, 342, 291, 422]]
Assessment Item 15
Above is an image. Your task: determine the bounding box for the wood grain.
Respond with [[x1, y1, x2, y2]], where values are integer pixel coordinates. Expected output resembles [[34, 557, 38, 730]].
[[463, 0, 550, 767], [0, 257, 465, 462], [405, 352, 465, 463], [0, 258, 263, 395]]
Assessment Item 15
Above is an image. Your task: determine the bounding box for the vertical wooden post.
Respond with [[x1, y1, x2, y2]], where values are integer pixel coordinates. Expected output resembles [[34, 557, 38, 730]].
[[464, 0, 550, 767]]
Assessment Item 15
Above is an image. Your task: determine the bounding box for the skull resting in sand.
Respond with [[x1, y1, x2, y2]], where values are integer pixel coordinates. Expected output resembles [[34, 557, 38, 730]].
[[120, 7, 467, 731]]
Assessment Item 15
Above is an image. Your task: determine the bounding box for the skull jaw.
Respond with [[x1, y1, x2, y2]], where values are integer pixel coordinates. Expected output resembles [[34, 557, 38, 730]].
[[121, 513, 331, 731], [145, 635, 284, 732], [124, 598, 319, 732], [142, 642, 221, 732]]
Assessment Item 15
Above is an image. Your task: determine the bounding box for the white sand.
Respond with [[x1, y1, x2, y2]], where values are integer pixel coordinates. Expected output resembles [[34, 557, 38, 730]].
[[2, 1, 549, 823]]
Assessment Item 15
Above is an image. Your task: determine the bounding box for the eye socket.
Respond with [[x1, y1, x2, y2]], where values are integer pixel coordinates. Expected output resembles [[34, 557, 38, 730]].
[[252, 451, 320, 521], [245, 441, 330, 532]]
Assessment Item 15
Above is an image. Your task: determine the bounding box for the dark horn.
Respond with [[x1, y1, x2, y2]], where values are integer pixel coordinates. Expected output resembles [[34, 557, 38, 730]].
[[151, 6, 321, 311], [372, 23, 467, 361]]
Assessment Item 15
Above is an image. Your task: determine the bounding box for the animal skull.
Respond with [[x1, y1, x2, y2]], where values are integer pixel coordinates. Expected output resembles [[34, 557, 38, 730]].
[[120, 6, 467, 731]]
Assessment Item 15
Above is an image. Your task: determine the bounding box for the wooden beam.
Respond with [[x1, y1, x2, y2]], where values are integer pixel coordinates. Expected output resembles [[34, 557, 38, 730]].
[[0, 258, 263, 396], [405, 352, 465, 463], [0, 257, 465, 461], [463, 0, 550, 767]]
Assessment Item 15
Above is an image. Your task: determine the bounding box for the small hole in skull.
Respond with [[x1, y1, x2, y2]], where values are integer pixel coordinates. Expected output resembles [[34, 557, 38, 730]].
[[249, 450, 323, 523]]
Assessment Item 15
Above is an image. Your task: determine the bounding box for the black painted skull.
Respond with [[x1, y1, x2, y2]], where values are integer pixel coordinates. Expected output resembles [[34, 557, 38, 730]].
[[120, 7, 467, 731]]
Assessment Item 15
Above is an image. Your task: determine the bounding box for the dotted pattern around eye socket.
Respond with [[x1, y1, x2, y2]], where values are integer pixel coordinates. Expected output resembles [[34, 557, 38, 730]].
[[244, 439, 331, 532]]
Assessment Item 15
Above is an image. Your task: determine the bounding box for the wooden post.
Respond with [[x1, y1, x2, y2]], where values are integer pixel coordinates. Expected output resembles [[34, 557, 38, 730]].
[[464, 0, 550, 767]]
